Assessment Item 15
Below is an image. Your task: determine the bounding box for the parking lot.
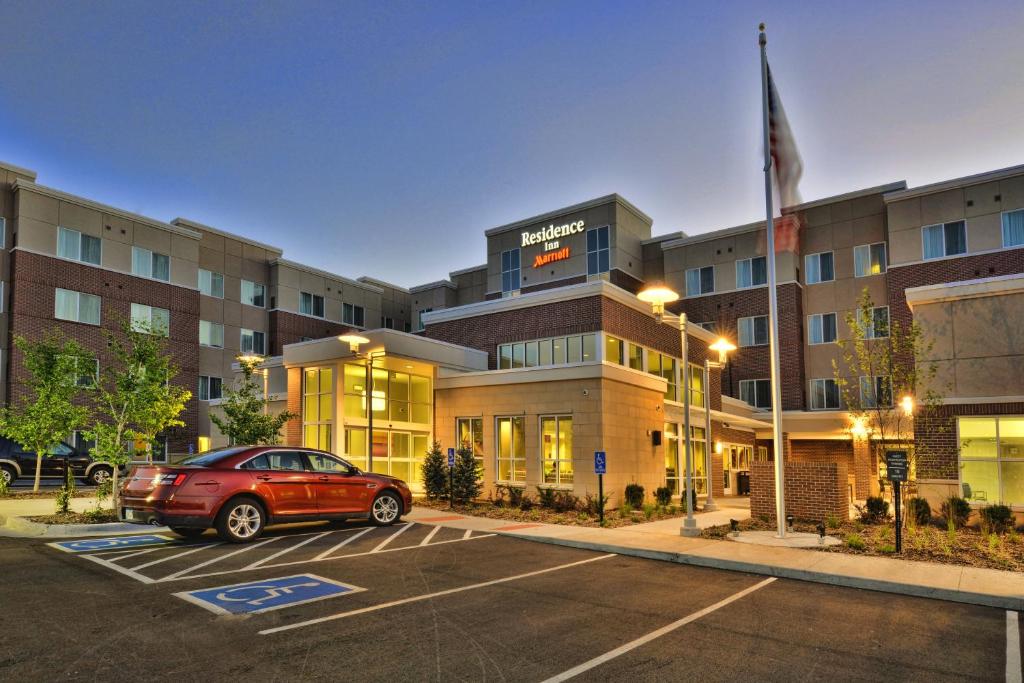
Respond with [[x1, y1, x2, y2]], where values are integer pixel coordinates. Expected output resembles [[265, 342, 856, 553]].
[[0, 519, 1017, 681]]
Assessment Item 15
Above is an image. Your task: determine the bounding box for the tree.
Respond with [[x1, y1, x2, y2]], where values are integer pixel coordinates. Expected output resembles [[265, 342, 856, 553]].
[[88, 319, 191, 508], [833, 288, 946, 519], [421, 441, 449, 500], [210, 356, 294, 445], [451, 443, 482, 504], [0, 333, 92, 492]]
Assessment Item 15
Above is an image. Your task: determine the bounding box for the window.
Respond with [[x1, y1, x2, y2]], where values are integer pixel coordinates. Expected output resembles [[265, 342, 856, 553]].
[[381, 316, 394, 329], [131, 304, 169, 336], [198, 269, 224, 298], [64, 356, 99, 387], [808, 313, 837, 345], [240, 329, 266, 355], [1003, 210, 1024, 248], [688, 362, 705, 407], [859, 376, 892, 408], [809, 378, 841, 410], [456, 417, 484, 461], [241, 451, 311, 472], [303, 367, 333, 450], [738, 315, 769, 347], [496, 416, 526, 483], [541, 415, 573, 486], [690, 425, 708, 494], [804, 252, 834, 284], [959, 416, 1024, 505], [343, 303, 365, 327], [300, 292, 325, 317], [54, 288, 101, 325], [342, 364, 430, 424], [57, 227, 101, 265], [198, 376, 223, 401], [416, 308, 432, 332], [199, 320, 224, 348], [664, 422, 680, 494], [647, 350, 678, 401], [306, 452, 354, 474], [0, 217, 5, 248], [922, 221, 966, 259], [696, 321, 716, 332], [735, 256, 767, 288], [858, 306, 890, 339], [587, 226, 610, 276], [605, 335, 624, 365], [241, 280, 266, 308], [854, 243, 887, 277], [131, 246, 170, 281], [501, 248, 521, 295], [627, 343, 644, 371], [685, 266, 714, 296], [740, 379, 772, 409], [497, 334, 597, 369]]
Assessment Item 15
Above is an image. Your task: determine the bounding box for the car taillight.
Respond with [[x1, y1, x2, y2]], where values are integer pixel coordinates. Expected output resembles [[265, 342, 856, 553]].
[[153, 473, 188, 486]]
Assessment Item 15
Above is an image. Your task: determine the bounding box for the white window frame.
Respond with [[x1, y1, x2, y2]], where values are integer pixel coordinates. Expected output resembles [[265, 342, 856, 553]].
[[922, 221, 968, 260], [685, 265, 715, 296], [853, 242, 887, 277], [54, 288, 101, 325], [807, 312, 837, 345], [737, 315, 768, 347], [739, 378, 772, 409], [198, 269, 224, 298], [958, 415, 1024, 506], [198, 375, 223, 401], [1002, 209, 1024, 249], [199, 320, 224, 348], [456, 417, 485, 463], [859, 375, 892, 408], [57, 226, 101, 265], [539, 414, 574, 488], [300, 291, 325, 318], [809, 378, 841, 410], [241, 280, 266, 308], [495, 415, 526, 484], [735, 256, 767, 289], [343, 303, 365, 327], [240, 328, 266, 355], [416, 308, 433, 332], [131, 303, 170, 336], [131, 246, 170, 282], [804, 251, 835, 285]]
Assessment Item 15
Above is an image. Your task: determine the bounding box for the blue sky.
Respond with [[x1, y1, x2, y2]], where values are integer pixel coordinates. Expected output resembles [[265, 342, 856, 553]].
[[2, 1, 1022, 286]]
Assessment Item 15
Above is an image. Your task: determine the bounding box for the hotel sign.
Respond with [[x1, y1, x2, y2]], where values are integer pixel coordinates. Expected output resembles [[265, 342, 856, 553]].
[[522, 219, 584, 268]]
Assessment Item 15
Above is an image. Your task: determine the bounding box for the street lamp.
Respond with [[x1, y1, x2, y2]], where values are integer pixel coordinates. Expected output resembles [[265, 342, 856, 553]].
[[637, 284, 700, 537], [702, 336, 736, 512], [339, 334, 382, 472], [238, 354, 269, 415], [900, 395, 914, 417]]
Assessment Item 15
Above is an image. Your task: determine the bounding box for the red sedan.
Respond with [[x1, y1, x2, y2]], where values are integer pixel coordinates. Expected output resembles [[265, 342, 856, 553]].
[[119, 446, 413, 543]]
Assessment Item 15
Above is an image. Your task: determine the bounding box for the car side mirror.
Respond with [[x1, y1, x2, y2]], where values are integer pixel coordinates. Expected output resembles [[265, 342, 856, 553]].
[[348, 467, 361, 476]]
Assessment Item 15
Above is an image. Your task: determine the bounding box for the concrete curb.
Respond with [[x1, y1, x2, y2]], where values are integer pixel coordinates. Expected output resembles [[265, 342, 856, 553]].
[[497, 531, 1024, 612], [0, 512, 169, 538]]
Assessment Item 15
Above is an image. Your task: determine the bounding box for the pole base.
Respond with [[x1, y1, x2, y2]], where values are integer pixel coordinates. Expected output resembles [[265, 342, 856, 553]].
[[702, 501, 719, 512], [680, 518, 701, 537]]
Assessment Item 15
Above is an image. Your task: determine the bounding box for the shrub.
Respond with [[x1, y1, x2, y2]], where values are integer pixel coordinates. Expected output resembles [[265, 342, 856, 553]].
[[536, 487, 557, 509], [906, 497, 932, 526], [0, 472, 8, 498], [518, 494, 535, 512], [940, 496, 971, 529], [618, 501, 633, 518], [624, 484, 645, 508], [878, 543, 897, 554], [551, 491, 580, 513], [496, 485, 525, 508], [582, 492, 609, 516], [845, 533, 866, 550], [858, 496, 889, 524], [451, 445, 482, 504], [642, 503, 657, 520], [979, 504, 1013, 535], [55, 466, 75, 514], [421, 441, 449, 500], [825, 513, 841, 529], [654, 487, 672, 507]]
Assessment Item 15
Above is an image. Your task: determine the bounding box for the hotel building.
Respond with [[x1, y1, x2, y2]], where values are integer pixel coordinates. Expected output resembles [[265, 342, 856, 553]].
[[0, 158, 1022, 514]]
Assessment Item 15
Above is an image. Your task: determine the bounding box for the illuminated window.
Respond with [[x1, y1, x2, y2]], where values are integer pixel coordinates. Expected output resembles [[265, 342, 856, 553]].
[[540, 415, 573, 486], [303, 367, 333, 450], [457, 417, 484, 463], [496, 416, 526, 483], [959, 416, 1024, 505], [854, 243, 887, 277]]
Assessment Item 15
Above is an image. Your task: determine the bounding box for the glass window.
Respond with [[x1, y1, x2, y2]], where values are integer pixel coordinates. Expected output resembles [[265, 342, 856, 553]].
[[605, 335, 624, 365], [859, 376, 892, 408], [303, 367, 333, 451], [198, 376, 223, 401], [525, 341, 539, 367], [541, 415, 573, 486], [457, 417, 485, 461], [130, 303, 169, 336], [343, 303, 365, 326], [627, 343, 644, 371], [498, 344, 512, 370], [809, 378, 840, 410], [552, 337, 566, 364], [198, 269, 224, 298], [538, 339, 552, 366], [804, 252, 834, 284], [300, 292, 325, 317], [738, 315, 769, 347], [1003, 210, 1024, 248], [664, 422, 680, 494], [132, 246, 170, 281], [54, 288, 101, 325], [567, 336, 582, 363], [960, 417, 1024, 505], [690, 425, 708, 495], [496, 416, 526, 483], [686, 266, 714, 296], [587, 226, 610, 276], [923, 221, 967, 259], [808, 313, 837, 345], [740, 379, 771, 409], [854, 243, 887, 277], [581, 334, 596, 362], [343, 363, 367, 418], [689, 362, 704, 407], [241, 280, 265, 308], [501, 249, 521, 295], [199, 320, 224, 348], [858, 306, 889, 339], [57, 227, 101, 265], [241, 329, 266, 355], [344, 427, 367, 469], [307, 452, 353, 474], [736, 256, 767, 288], [511, 343, 525, 368]]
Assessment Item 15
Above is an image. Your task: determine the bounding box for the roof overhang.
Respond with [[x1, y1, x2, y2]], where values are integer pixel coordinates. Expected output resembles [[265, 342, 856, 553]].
[[282, 328, 488, 372]]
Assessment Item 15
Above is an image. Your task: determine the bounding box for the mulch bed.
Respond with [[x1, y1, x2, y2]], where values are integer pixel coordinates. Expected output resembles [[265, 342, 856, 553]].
[[26, 510, 119, 525], [2, 491, 96, 500], [417, 497, 685, 528], [702, 517, 1024, 572]]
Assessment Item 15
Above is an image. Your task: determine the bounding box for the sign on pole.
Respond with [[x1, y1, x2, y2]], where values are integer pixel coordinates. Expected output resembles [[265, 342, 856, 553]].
[[447, 448, 455, 468], [886, 450, 909, 553], [594, 451, 606, 475], [594, 451, 606, 525]]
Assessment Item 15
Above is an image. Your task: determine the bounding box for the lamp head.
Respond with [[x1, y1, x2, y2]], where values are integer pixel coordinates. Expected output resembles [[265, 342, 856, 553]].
[[637, 285, 679, 323], [338, 334, 371, 353], [708, 337, 737, 365], [900, 395, 914, 417]]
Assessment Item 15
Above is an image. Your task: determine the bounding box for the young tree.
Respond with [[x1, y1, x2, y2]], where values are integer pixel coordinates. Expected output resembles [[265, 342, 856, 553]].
[[0, 333, 92, 492], [88, 319, 191, 508], [833, 288, 946, 518], [210, 356, 294, 445], [421, 441, 449, 500], [451, 443, 482, 504]]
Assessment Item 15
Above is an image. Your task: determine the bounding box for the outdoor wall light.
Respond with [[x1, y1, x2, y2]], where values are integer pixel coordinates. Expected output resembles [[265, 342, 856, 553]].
[[900, 395, 914, 417], [851, 417, 869, 439], [715, 440, 723, 454], [786, 514, 794, 532], [339, 334, 370, 353]]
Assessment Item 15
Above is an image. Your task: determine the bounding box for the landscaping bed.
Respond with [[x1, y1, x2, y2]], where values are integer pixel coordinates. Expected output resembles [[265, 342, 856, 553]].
[[417, 496, 685, 528], [702, 517, 1024, 572], [26, 509, 118, 525]]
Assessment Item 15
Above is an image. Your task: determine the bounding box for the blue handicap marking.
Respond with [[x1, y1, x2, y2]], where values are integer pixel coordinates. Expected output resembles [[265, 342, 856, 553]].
[[447, 447, 456, 467], [594, 451, 607, 475], [52, 534, 174, 553], [175, 574, 364, 615]]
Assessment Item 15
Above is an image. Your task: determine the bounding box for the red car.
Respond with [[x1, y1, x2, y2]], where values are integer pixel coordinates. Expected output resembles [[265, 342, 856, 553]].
[[119, 446, 413, 543]]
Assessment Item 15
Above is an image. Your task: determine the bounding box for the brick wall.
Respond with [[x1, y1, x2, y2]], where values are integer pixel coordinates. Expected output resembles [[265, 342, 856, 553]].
[[750, 460, 849, 522], [8, 250, 199, 452], [269, 310, 354, 356], [284, 366, 303, 447]]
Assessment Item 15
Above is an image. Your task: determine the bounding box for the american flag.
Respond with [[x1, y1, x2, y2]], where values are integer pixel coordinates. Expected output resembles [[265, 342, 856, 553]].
[[766, 64, 803, 252]]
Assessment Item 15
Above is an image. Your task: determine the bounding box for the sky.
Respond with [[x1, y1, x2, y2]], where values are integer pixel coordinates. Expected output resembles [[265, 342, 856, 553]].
[[1, 1, 1023, 287]]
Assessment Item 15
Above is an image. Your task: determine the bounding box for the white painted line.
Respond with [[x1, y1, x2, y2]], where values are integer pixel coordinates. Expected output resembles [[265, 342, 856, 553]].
[[369, 523, 413, 553], [100, 546, 174, 562], [131, 543, 221, 571], [313, 526, 375, 561], [82, 554, 156, 585], [540, 577, 777, 682], [418, 525, 441, 547], [462, 529, 472, 540], [157, 537, 278, 582], [247, 531, 334, 569], [259, 553, 616, 636], [1008, 610, 1021, 683]]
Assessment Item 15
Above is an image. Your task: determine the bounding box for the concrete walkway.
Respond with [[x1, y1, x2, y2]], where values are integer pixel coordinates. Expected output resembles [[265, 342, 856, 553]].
[[406, 505, 1024, 611]]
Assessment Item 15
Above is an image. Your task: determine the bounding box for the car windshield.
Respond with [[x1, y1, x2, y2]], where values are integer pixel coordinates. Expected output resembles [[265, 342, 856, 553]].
[[180, 447, 252, 467]]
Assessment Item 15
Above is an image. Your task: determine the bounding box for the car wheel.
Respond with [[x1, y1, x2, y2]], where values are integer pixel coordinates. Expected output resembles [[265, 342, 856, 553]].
[[0, 465, 15, 487], [88, 466, 113, 486], [169, 527, 207, 540], [370, 491, 402, 526], [215, 497, 265, 543]]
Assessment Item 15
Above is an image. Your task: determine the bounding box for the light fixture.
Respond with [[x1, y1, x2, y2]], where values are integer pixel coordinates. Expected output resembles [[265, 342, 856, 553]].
[[851, 417, 869, 439], [714, 440, 723, 454], [900, 395, 914, 417], [709, 337, 737, 365], [637, 285, 679, 322], [339, 334, 370, 353], [238, 353, 264, 365]]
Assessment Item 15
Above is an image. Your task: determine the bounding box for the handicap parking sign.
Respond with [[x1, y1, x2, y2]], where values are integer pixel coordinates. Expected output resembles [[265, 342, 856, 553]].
[[594, 451, 606, 475], [174, 574, 364, 615], [447, 447, 455, 467], [52, 534, 173, 553]]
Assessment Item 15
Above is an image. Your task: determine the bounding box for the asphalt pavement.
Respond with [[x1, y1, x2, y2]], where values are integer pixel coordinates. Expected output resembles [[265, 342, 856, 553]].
[[0, 520, 1014, 681]]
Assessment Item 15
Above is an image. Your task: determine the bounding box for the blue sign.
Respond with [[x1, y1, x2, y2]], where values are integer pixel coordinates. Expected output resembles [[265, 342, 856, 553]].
[[594, 451, 607, 475], [52, 534, 174, 553], [174, 574, 364, 615], [447, 447, 456, 467]]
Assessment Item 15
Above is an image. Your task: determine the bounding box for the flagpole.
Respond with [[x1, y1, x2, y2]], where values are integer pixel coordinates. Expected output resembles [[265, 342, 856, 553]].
[[759, 23, 787, 538]]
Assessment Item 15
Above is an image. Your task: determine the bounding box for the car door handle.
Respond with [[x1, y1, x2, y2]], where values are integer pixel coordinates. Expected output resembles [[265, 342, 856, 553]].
[[255, 475, 272, 481], [195, 481, 219, 486], [318, 476, 330, 482]]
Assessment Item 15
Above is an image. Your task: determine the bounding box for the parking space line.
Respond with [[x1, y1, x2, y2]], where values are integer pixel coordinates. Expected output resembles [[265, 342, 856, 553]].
[[313, 526, 375, 560], [131, 543, 222, 571], [1008, 611, 1021, 683], [247, 531, 334, 570], [462, 529, 472, 540], [540, 577, 777, 682], [158, 537, 279, 582], [369, 523, 412, 553], [258, 553, 617, 636], [418, 526, 441, 546], [83, 554, 157, 585], [97, 546, 172, 562]]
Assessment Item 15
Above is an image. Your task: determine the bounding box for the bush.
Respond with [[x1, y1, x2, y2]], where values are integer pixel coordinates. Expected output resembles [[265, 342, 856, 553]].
[[618, 501, 633, 518], [941, 496, 971, 529], [518, 494, 535, 512], [845, 533, 866, 550], [857, 496, 889, 524], [642, 503, 657, 520], [582, 492, 609, 517], [536, 487, 557, 509], [451, 445, 482, 504], [421, 441, 449, 500], [906, 497, 932, 526], [654, 487, 672, 507], [0, 472, 8, 498], [55, 466, 76, 514], [825, 513, 841, 529], [979, 504, 1013, 535], [878, 543, 897, 554], [624, 484, 645, 508], [493, 485, 525, 508]]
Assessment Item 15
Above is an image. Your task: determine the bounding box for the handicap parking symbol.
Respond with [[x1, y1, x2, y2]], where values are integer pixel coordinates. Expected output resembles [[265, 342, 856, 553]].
[[174, 574, 364, 615], [52, 534, 174, 553]]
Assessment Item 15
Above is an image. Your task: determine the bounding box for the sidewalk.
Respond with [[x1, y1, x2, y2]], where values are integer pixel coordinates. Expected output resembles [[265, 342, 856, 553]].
[[0, 495, 161, 537], [406, 506, 1024, 611]]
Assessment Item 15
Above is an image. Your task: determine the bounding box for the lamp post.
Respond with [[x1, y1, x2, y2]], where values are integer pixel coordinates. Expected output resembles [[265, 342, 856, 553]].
[[339, 334, 383, 472], [702, 337, 737, 512], [638, 285, 700, 537]]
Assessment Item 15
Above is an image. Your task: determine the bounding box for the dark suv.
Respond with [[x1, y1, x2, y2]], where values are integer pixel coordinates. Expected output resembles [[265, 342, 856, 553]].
[[0, 438, 117, 486]]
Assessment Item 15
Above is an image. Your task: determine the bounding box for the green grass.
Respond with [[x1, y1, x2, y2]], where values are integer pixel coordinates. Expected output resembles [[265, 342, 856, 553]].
[[845, 533, 866, 550]]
